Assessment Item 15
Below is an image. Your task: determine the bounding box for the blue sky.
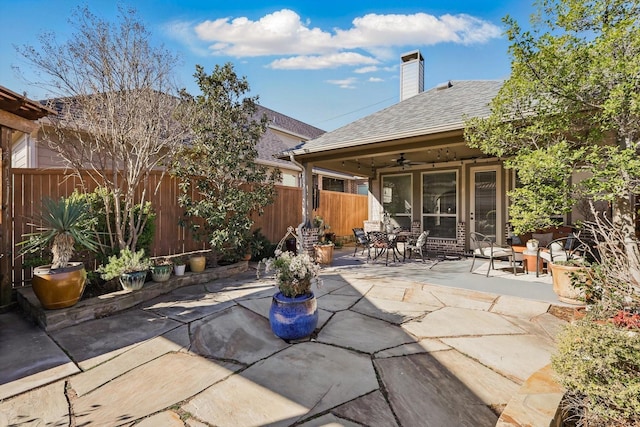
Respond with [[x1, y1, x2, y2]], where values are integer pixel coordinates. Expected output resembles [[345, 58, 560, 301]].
[[0, 0, 535, 130]]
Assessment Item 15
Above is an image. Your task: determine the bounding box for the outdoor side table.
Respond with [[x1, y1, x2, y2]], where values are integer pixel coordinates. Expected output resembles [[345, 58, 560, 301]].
[[522, 249, 544, 275]]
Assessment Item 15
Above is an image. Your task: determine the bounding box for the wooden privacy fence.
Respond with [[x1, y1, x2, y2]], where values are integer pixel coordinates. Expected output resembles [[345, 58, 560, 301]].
[[10, 169, 367, 286]]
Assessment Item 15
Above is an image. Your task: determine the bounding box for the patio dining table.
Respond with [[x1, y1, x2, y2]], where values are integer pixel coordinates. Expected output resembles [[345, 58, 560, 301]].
[[369, 230, 411, 265]]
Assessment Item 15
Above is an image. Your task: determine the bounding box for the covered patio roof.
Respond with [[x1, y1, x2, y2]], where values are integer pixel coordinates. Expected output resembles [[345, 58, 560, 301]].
[[287, 80, 503, 176]]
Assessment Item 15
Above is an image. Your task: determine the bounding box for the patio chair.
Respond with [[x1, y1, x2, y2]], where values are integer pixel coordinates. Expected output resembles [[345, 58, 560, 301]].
[[535, 234, 587, 277], [469, 232, 517, 277], [405, 230, 430, 262], [352, 227, 372, 258], [369, 231, 400, 266]]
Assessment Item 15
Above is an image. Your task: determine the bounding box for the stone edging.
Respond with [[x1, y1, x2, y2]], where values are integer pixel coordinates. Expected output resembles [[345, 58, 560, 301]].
[[16, 261, 248, 332], [496, 364, 565, 427]]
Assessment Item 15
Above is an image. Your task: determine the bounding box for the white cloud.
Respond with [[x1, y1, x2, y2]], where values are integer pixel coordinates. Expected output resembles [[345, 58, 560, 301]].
[[368, 77, 384, 82], [269, 52, 379, 70], [326, 77, 358, 89], [354, 66, 379, 74], [194, 9, 334, 56], [177, 9, 502, 70]]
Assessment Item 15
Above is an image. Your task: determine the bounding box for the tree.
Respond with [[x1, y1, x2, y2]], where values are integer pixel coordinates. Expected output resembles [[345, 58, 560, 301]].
[[465, 0, 640, 267], [15, 6, 189, 253], [172, 64, 281, 264]]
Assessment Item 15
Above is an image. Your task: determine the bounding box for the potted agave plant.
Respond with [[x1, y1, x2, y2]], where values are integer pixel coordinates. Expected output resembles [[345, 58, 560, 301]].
[[18, 196, 99, 309], [259, 249, 322, 340]]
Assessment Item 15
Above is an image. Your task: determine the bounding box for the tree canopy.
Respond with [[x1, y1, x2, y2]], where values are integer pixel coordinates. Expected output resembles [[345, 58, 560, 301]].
[[465, 0, 640, 235], [16, 6, 188, 253], [172, 64, 281, 263]]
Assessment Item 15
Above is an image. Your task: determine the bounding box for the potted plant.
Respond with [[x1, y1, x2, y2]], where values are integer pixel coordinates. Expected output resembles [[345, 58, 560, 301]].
[[259, 250, 322, 340], [170, 256, 185, 276], [98, 249, 152, 291], [18, 196, 99, 309], [151, 257, 173, 282], [550, 259, 590, 305], [189, 253, 206, 272], [312, 215, 334, 265]]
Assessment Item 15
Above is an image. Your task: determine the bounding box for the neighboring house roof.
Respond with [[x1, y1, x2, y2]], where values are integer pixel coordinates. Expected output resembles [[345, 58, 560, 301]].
[[255, 105, 325, 168], [0, 85, 56, 121], [291, 80, 503, 156]]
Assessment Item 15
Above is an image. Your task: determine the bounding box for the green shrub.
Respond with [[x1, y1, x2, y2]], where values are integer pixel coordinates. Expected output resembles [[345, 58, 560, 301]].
[[97, 249, 152, 281], [552, 319, 640, 426], [72, 188, 155, 263]]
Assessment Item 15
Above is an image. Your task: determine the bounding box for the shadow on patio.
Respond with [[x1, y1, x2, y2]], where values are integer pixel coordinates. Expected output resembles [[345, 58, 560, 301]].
[[0, 247, 567, 426]]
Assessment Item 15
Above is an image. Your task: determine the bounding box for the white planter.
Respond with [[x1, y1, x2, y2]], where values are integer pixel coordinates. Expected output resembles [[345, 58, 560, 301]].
[[174, 264, 186, 276]]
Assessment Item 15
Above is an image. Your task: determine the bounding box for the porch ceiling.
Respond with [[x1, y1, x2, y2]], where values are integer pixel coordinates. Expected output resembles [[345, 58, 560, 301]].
[[289, 130, 487, 177]]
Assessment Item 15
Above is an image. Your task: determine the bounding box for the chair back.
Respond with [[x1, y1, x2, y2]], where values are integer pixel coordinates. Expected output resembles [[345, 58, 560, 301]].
[[415, 230, 430, 247], [353, 228, 369, 244], [369, 231, 389, 248]]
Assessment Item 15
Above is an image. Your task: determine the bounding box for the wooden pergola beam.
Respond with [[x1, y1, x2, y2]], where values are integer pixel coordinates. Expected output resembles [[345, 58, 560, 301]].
[[0, 86, 55, 310]]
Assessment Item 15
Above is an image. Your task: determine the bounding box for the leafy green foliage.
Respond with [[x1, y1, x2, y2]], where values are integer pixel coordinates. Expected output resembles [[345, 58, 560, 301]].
[[72, 188, 155, 264], [552, 320, 640, 425], [97, 249, 152, 281], [465, 0, 640, 235], [172, 63, 281, 264], [18, 196, 99, 268]]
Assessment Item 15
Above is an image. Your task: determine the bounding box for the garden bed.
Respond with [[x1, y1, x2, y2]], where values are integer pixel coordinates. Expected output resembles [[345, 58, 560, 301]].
[[16, 261, 248, 332]]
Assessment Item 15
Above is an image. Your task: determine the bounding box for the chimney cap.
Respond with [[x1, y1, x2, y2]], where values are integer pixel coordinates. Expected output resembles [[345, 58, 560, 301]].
[[401, 50, 424, 63]]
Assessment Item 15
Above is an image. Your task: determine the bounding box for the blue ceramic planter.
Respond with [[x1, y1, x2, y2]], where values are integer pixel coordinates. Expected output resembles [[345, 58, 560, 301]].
[[269, 292, 318, 340]]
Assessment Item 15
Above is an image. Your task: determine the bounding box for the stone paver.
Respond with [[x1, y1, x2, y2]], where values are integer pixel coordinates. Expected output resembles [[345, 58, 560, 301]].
[[0, 380, 69, 426], [1, 254, 569, 427], [402, 306, 525, 338], [0, 311, 79, 400], [70, 326, 189, 397], [441, 334, 556, 384], [331, 390, 399, 427], [189, 305, 289, 364], [375, 353, 499, 426], [318, 310, 415, 353], [183, 342, 378, 426], [73, 352, 240, 425], [49, 309, 182, 369]]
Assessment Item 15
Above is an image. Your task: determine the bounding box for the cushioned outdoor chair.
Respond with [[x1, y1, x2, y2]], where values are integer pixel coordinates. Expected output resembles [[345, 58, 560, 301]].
[[469, 232, 517, 277], [352, 227, 372, 258], [405, 230, 430, 262], [536, 234, 587, 277]]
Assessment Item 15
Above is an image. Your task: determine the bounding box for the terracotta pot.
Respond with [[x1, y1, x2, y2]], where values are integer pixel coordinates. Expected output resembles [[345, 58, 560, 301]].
[[550, 263, 588, 305], [189, 256, 206, 273], [314, 244, 334, 265], [31, 262, 87, 310]]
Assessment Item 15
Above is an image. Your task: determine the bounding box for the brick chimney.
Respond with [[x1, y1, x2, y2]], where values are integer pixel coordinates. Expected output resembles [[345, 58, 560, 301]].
[[400, 50, 424, 101]]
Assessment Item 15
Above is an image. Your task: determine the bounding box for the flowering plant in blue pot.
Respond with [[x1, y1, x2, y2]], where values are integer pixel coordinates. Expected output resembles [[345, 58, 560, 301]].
[[259, 250, 321, 340]]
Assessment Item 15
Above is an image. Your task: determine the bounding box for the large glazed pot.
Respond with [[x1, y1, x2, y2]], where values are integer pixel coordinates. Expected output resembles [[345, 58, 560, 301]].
[[189, 256, 206, 273], [269, 292, 318, 340], [119, 270, 148, 291], [31, 262, 87, 310], [151, 264, 172, 282], [550, 263, 588, 305]]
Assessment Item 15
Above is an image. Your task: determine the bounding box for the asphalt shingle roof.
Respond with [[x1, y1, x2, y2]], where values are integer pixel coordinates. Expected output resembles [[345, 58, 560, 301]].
[[293, 80, 503, 155]]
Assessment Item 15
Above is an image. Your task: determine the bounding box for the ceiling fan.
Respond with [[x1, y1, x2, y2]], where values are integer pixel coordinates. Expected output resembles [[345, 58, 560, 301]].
[[391, 153, 425, 168]]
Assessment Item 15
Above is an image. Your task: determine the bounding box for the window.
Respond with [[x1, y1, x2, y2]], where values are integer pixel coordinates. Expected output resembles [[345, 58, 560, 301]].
[[322, 177, 345, 192], [357, 182, 369, 195], [422, 171, 457, 238], [382, 174, 412, 230]]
